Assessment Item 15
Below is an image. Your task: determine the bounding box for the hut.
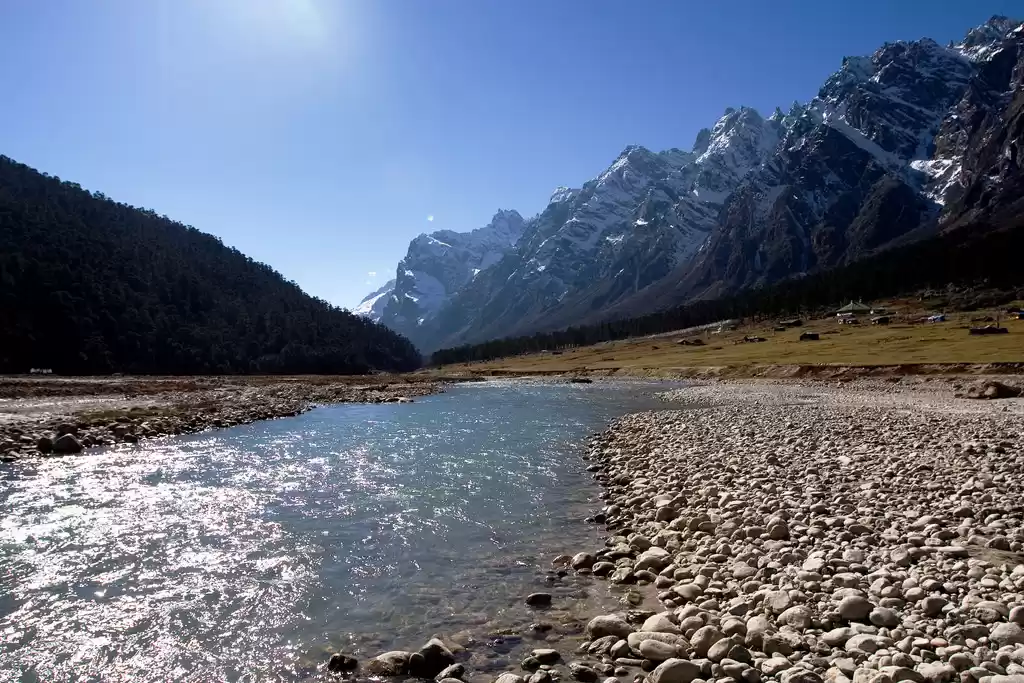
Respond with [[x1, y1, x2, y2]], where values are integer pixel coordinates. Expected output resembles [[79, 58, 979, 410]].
[[836, 301, 871, 316]]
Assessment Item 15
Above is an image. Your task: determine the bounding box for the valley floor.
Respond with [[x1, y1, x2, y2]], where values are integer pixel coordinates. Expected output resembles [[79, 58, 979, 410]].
[[429, 305, 1024, 380], [0, 374, 444, 460]]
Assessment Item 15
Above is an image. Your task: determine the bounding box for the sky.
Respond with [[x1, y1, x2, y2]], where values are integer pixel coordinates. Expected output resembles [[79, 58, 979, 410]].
[[0, 0, 1018, 308]]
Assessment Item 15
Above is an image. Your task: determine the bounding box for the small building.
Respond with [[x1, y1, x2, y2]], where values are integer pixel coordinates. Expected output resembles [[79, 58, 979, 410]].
[[799, 332, 820, 341], [927, 314, 946, 323], [871, 316, 890, 325], [836, 301, 871, 316]]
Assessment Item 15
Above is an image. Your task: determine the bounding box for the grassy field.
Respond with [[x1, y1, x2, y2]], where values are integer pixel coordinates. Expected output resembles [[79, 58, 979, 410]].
[[434, 306, 1024, 377]]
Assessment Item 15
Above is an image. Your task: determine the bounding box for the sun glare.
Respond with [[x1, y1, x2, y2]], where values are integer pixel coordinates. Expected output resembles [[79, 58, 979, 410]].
[[211, 0, 334, 50]]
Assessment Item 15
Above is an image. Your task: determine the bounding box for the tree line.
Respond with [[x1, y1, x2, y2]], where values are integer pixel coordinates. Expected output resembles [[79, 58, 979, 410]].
[[431, 219, 1024, 365], [0, 155, 421, 374]]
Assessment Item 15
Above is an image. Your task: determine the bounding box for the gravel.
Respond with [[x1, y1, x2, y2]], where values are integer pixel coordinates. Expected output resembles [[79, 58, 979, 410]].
[[563, 380, 1024, 683]]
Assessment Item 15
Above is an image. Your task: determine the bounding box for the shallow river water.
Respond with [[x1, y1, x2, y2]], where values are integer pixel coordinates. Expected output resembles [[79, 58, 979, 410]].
[[0, 380, 676, 682]]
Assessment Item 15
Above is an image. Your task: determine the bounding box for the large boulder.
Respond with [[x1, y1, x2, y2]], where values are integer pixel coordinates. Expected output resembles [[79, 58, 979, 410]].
[[990, 623, 1024, 647], [638, 639, 680, 661], [690, 625, 724, 657], [777, 606, 812, 630], [641, 613, 680, 634], [838, 596, 874, 622], [52, 434, 83, 454], [627, 631, 687, 652], [415, 638, 455, 677], [649, 658, 701, 683], [437, 663, 466, 681], [586, 615, 633, 639], [568, 663, 598, 682], [571, 553, 597, 569], [364, 651, 413, 676], [634, 547, 672, 572], [327, 653, 358, 673], [495, 675, 526, 683]]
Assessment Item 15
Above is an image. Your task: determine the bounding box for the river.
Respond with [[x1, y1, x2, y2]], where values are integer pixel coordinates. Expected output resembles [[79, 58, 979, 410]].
[[0, 380, 676, 682]]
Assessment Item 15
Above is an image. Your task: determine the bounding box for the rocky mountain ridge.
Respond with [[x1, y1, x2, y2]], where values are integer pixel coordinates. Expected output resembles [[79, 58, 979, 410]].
[[359, 17, 1023, 351], [365, 210, 525, 342]]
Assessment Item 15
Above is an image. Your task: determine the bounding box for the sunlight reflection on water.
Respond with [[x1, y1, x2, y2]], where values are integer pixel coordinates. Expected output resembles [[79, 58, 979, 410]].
[[0, 381, 676, 681]]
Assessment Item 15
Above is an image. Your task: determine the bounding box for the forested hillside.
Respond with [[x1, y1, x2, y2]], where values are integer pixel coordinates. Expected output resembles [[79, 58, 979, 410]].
[[0, 156, 421, 374], [431, 216, 1024, 365]]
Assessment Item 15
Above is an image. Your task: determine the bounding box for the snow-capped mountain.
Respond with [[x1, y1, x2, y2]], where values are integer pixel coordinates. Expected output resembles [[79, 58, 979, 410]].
[[351, 279, 395, 322], [374, 210, 525, 342], [667, 15, 1024, 301], [360, 16, 1023, 351], [412, 107, 785, 349], [594, 15, 1024, 320]]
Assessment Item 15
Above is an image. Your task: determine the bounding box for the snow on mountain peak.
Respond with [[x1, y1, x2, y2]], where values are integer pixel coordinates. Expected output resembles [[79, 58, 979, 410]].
[[957, 15, 1022, 60], [690, 106, 781, 203], [352, 279, 395, 321], [549, 186, 578, 204], [366, 209, 527, 336], [812, 31, 977, 170]]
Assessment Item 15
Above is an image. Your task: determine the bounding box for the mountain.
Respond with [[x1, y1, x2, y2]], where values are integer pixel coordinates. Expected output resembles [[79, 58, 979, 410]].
[[352, 279, 395, 322], [366, 108, 782, 349], [0, 156, 421, 374], [372, 209, 525, 342], [363, 16, 1024, 352], [416, 108, 784, 350], [674, 20, 1008, 298], [940, 20, 1024, 231]]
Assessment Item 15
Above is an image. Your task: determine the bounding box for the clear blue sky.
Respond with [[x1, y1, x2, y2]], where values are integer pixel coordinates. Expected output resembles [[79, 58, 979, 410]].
[[0, 1, 1016, 308]]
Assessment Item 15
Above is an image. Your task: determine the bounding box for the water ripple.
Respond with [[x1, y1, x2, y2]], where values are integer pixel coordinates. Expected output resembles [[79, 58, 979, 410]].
[[0, 381, 675, 681]]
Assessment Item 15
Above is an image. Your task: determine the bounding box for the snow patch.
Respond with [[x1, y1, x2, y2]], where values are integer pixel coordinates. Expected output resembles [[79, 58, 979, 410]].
[[813, 102, 903, 170], [909, 158, 960, 205]]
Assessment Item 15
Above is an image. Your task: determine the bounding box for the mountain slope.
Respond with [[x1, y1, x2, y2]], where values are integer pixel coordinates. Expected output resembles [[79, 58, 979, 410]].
[[366, 16, 1023, 352], [941, 21, 1024, 230], [0, 156, 421, 374], [352, 279, 395, 322], [376, 210, 525, 344], [416, 107, 784, 349], [578, 15, 1024, 324]]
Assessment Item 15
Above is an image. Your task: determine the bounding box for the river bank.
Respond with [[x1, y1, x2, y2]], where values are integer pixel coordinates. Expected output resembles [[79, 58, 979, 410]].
[[569, 379, 1024, 683], [353, 377, 1024, 683], [0, 375, 445, 461]]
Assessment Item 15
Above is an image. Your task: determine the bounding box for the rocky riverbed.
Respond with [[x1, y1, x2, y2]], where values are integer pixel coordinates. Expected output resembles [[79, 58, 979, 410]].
[[0, 375, 442, 460], [349, 377, 1024, 683]]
